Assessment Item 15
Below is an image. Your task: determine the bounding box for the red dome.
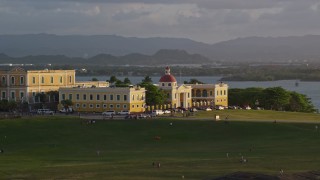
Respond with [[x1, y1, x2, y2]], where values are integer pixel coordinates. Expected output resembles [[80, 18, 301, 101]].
[[159, 75, 177, 82]]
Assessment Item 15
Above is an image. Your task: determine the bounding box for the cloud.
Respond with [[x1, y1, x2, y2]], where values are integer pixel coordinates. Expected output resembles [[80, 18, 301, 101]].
[[0, 0, 320, 43]]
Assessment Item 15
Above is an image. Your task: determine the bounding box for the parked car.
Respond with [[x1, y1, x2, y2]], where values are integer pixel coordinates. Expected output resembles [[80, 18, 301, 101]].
[[151, 110, 164, 116], [190, 108, 198, 112], [59, 107, 73, 113], [102, 110, 116, 116], [215, 106, 224, 110], [118, 110, 130, 115], [205, 107, 212, 111], [37, 109, 54, 115], [163, 109, 171, 114], [138, 114, 150, 119]]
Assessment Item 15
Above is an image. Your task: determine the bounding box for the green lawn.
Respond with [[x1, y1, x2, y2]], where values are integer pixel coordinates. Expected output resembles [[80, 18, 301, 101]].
[[194, 109, 320, 122], [0, 115, 319, 179]]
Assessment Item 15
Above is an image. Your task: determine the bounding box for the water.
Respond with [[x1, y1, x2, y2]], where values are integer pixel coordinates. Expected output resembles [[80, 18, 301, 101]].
[[77, 76, 320, 110]]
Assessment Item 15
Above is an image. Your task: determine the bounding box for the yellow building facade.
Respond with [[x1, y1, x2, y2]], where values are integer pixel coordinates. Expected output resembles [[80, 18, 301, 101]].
[[157, 67, 228, 109], [0, 67, 108, 103], [59, 86, 146, 113], [189, 82, 228, 107], [0, 67, 76, 102]]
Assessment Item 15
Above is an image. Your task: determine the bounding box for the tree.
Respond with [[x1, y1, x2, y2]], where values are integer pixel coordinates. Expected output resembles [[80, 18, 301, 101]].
[[139, 81, 167, 105], [35, 93, 48, 103], [91, 77, 99, 81], [142, 76, 152, 84], [60, 99, 74, 113], [184, 78, 204, 84], [123, 77, 131, 85], [109, 76, 118, 83], [263, 87, 290, 111]]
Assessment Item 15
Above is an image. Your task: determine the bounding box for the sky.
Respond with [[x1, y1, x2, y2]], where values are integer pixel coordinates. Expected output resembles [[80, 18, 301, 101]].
[[1, 0, 320, 43]]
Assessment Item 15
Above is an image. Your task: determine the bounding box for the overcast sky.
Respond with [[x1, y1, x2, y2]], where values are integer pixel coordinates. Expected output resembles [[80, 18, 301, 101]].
[[1, 0, 320, 43]]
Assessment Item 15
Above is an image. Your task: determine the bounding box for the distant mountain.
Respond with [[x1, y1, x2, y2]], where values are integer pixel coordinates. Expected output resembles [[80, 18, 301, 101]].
[[0, 49, 212, 65], [0, 34, 209, 58], [209, 35, 320, 61], [1, 34, 320, 62]]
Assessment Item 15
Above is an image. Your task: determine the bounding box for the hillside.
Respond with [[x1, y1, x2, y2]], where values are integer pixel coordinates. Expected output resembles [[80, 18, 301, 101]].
[[2, 34, 320, 62], [0, 49, 212, 65]]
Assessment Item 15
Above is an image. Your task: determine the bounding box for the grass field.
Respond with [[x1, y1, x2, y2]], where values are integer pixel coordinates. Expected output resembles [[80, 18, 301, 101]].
[[0, 113, 320, 179]]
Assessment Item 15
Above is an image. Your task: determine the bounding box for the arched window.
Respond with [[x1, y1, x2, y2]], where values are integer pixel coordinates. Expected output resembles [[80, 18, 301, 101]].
[[203, 90, 207, 97], [196, 90, 201, 97], [11, 76, 15, 85]]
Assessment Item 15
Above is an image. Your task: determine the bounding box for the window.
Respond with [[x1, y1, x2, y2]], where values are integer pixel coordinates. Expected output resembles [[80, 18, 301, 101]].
[[1, 92, 6, 99], [110, 94, 114, 101], [83, 94, 87, 100], [69, 76, 72, 83], [132, 95, 134, 101], [76, 104, 80, 108], [82, 104, 86, 108], [41, 76, 44, 84], [96, 104, 100, 108], [137, 95, 140, 100], [103, 95, 107, 101], [90, 94, 93, 100], [162, 83, 165, 86], [60, 76, 63, 83], [2, 76, 6, 85], [210, 91, 213, 96], [62, 94, 65, 100], [11, 76, 15, 85], [11, 91, 15, 99], [20, 92, 24, 99], [32, 92, 36, 97], [168, 83, 171, 86], [89, 104, 93, 108], [116, 95, 120, 101], [76, 94, 80, 100], [137, 105, 139, 108], [20, 76, 24, 85], [216, 91, 219, 96], [109, 104, 114, 108], [103, 104, 107, 108], [188, 93, 190, 98], [51, 76, 54, 83], [132, 105, 134, 108], [97, 94, 100, 101], [124, 95, 127, 101], [224, 90, 226, 95], [32, 77, 36, 84], [123, 104, 127, 109], [142, 95, 144, 100], [68, 94, 72, 100], [220, 90, 222, 95], [116, 104, 120, 108]]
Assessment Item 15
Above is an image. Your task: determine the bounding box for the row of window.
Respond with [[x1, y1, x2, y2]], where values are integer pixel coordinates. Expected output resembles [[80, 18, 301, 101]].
[[32, 76, 72, 84], [75, 103, 142, 109], [1, 75, 73, 85], [62, 93, 144, 101], [161, 82, 177, 87], [1, 91, 24, 99], [1, 76, 24, 86], [192, 90, 227, 97]]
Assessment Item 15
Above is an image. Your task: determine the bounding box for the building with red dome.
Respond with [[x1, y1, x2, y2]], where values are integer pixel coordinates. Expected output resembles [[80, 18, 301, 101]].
[[158, 67, 192, 108], [158, 66, 228, 109]]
